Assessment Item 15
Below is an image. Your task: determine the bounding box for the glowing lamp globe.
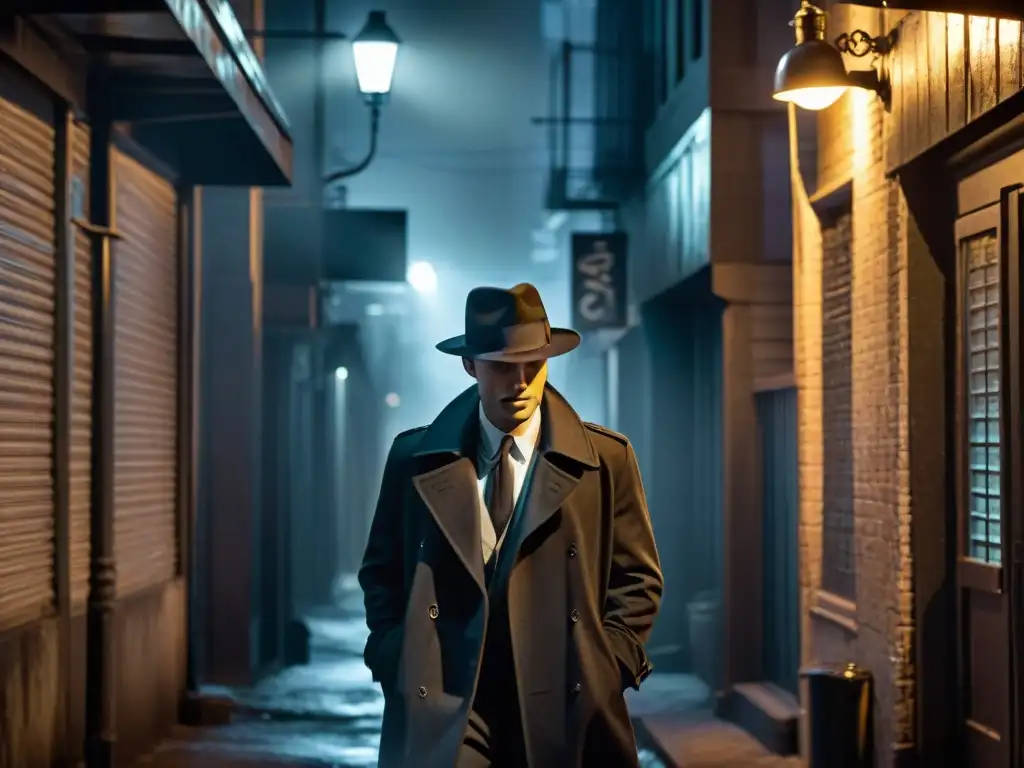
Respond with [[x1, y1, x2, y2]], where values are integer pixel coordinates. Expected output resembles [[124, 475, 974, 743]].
[[352, 11, 401, 102]]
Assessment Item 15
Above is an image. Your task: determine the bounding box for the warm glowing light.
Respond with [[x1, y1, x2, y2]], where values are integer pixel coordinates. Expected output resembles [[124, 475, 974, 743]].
[[773, 86, 847, 111], [335, 367, 349, 381], [385, 392, 400, 408], [408, 261, 437, 294]]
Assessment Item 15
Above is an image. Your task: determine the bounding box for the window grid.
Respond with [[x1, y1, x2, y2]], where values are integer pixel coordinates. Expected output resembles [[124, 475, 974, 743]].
[[964, 232, 1002, 564]]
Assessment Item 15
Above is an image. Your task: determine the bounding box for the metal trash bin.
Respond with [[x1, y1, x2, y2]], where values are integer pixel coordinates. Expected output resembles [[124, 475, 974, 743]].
[[801, 662, 873, 768]]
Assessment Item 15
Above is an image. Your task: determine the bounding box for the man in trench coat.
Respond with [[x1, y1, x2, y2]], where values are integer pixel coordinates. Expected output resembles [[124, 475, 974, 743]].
[[358, 283, 663, 767]]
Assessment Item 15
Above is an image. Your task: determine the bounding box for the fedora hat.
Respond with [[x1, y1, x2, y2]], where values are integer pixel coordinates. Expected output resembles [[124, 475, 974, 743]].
[[436, 282, 581, 362]]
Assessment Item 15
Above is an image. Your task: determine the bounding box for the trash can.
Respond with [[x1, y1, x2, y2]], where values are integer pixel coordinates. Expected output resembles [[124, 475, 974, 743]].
[[801, 662, 873, 768]]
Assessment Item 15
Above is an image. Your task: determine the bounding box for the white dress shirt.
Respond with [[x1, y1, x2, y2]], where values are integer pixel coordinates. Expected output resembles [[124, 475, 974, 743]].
[[477, 403, 541, 564]]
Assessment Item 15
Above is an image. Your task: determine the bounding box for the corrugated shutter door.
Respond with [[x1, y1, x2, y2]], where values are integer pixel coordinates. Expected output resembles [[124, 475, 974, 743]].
[[0, 97, 57, 626], [70, 122, 92, 611], [113, 151, 178, 597]]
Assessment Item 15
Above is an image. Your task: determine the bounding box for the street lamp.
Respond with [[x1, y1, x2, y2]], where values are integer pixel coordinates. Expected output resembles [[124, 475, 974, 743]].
[[407, 261, 437, 294], [772, 1, 893, 112], [325, 11, 402, 184], [352, 11, 401, 104]]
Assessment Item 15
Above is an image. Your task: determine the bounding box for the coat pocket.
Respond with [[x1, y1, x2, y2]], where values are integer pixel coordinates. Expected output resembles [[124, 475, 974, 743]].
[[370, 625, 405, 694]]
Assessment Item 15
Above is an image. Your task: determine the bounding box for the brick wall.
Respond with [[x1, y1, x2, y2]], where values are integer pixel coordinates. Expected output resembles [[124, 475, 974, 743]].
[[792, 58, 916, 768]]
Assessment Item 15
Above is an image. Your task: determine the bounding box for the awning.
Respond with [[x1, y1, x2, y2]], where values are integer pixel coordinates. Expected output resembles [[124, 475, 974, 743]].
[[13, 0, 293, 186]]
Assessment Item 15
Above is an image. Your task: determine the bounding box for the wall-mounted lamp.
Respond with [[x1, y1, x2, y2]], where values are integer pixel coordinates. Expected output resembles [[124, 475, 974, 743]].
[[325, 11, 402, 184], [773, 1, 895, 112]]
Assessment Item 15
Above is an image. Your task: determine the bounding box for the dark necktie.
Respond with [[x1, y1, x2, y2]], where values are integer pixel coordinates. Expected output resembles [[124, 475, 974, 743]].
[[487, 434, 515, 541]]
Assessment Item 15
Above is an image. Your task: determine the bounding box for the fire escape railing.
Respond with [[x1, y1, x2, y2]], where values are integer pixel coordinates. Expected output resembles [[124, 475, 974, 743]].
[[533, 1, 647, 212]]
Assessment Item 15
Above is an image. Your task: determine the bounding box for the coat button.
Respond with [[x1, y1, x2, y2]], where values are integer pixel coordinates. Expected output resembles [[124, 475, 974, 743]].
[[418, 686, 428, 698], [572, 682, 581, 694], [570, 608, 580, 623], [568, 542, 578, 558], [428, 604, 439, 620]]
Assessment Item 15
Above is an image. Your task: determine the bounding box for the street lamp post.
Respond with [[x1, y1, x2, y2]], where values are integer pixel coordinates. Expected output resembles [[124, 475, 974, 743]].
[[325, 11, 401, 184]]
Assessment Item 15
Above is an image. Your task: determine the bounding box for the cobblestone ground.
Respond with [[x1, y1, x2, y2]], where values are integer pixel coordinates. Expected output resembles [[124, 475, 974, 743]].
[[140, 582, 798, 767]]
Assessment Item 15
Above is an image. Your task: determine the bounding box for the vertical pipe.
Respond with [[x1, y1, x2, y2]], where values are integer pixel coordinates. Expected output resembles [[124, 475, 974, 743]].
[[310, 0, 329, 603], [53, 104, 74, 765], [561, 41, 571, 174], [181, 187, 202, 690], [85, 96, 117, 768], [312, 0, 326, 215], [548, 53, 557, 170]]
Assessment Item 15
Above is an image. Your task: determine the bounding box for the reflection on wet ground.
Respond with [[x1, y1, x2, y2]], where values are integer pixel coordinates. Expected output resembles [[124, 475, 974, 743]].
[[150, 589, 708, 766]]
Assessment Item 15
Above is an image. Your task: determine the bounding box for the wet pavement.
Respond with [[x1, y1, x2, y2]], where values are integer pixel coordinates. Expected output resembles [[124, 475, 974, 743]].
[[141, 583, 795, 767]]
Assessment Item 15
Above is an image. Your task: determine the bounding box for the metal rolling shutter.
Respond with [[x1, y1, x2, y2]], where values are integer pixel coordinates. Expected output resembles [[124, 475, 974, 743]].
[[0, 97, 57, 627], [113, 151, 178, 596], [70, 122, 92, 611]]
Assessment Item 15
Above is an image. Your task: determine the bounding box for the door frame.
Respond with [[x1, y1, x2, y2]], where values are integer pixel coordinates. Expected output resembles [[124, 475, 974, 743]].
[[954, 153, 1024, 767]]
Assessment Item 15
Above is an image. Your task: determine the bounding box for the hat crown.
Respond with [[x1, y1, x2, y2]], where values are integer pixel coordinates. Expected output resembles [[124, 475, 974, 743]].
[[434, 282, 579, 362], [465, 283, 549, 331]]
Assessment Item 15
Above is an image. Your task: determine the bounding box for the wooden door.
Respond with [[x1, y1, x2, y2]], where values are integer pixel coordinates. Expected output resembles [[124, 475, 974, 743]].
[[953, 185, 1021, 767]]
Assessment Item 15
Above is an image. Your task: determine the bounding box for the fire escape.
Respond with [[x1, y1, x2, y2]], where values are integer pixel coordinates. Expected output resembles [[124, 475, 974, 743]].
[[534, 0, 648, 213]]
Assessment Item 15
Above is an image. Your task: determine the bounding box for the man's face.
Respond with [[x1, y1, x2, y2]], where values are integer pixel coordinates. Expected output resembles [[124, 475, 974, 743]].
[[463, 357, 548, 433]]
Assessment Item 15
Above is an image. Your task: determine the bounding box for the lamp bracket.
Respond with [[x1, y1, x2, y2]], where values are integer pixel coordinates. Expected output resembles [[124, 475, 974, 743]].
[[324, 104, 381, 185], [848, 68, 892, 112], [835, 28, 898, 58]]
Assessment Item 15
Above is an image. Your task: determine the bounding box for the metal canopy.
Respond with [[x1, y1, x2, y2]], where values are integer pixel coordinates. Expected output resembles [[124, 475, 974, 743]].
[[13, 0, 293, 186]]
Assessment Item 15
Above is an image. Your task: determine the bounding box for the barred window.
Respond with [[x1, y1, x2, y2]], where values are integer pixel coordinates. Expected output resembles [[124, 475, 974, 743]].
[[963, 232, 1002, 564], [820, 211, 855, 599]]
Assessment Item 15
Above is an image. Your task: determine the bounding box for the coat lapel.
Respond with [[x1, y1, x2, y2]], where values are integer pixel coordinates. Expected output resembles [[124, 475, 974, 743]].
[[517, 457, 580, 545], [411, 387, 486, 592], [412, 459, 485, 592]]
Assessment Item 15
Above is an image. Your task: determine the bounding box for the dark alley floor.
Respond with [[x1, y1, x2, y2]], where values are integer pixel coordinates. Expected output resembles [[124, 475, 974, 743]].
[[137, 584, 799, 767]]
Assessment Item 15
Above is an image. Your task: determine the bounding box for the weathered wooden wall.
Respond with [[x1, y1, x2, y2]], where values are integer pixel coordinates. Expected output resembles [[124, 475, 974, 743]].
[[888, 11, 1023, 169]]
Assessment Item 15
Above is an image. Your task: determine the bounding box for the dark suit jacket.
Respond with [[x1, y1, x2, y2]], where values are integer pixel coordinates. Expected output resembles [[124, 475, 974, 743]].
[[358, 385, 663, 767]]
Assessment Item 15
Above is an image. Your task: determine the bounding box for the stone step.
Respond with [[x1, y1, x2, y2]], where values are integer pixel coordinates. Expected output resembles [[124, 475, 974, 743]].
[[718, 681, 801, 756], [636, 712, 802, 768]]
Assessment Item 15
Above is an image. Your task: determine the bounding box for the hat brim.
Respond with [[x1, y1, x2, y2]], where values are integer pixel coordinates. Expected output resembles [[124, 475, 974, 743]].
[[435, 328, 581, 362]]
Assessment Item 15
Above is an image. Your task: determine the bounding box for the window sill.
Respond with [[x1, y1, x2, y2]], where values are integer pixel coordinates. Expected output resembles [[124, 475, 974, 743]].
[[809, 589, 858, 634]]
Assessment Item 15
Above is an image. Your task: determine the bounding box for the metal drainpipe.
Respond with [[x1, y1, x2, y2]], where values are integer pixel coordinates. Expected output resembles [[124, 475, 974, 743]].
[[53, 105, 74, 767], [310, 0, 330, 604], [182, 186, 202, 692], [84, 84, 119, 768]]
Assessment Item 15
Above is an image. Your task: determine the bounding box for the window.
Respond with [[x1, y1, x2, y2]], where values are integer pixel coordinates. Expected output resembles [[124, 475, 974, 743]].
[[820, 208, 855, 599], [658, 0, 668, 102], [675, 0, 686, 82], [963, 231, 1002, 563], [691, 0, 703, 60]]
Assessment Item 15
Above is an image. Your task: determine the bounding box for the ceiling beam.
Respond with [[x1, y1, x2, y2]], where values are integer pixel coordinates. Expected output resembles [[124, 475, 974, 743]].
[[844, 0, 1023, 20]]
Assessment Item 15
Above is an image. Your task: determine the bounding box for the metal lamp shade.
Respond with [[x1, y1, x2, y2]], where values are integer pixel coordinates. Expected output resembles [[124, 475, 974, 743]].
[[773, 40, 850, 111]]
